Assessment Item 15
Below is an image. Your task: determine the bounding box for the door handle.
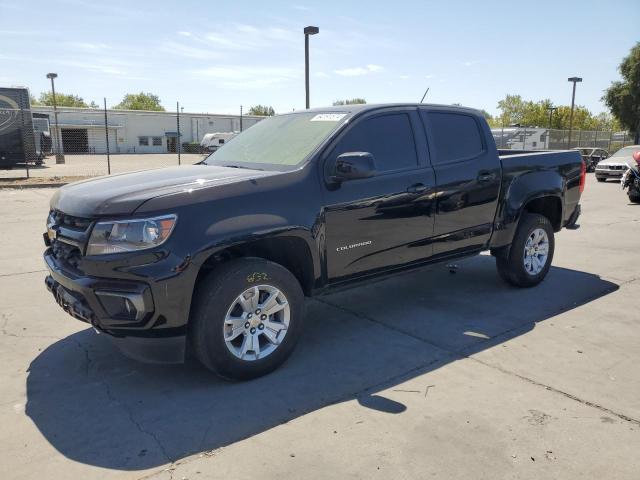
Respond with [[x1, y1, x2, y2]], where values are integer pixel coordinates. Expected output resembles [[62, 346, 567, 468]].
[[407, 183, 428, 194], [477, 172, 496, 183]]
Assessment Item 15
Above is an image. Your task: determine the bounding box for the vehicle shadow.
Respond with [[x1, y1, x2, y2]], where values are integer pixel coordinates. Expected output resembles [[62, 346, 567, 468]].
[[25, 255, 618, 471]]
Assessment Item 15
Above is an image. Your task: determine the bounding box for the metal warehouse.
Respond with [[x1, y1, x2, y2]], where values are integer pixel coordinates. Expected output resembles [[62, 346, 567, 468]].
[[31, 106, 264, 154]]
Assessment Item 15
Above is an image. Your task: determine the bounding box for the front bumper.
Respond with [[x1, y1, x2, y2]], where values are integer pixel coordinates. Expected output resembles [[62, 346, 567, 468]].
[[44, 250, 187, 363], [595, 169, 626, 179]]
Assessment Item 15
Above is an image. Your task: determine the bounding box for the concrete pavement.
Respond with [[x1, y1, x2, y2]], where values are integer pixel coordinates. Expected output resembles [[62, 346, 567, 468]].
[[0, 174, 638, 479]]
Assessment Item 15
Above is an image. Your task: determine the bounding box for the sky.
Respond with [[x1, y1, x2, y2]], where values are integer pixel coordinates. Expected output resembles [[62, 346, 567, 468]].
[[1, 0, 638, 116]]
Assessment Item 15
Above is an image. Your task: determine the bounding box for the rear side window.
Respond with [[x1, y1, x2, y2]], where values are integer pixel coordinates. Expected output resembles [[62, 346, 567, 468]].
[[332, 113, 418, 173], [427, 112, 483, 164]]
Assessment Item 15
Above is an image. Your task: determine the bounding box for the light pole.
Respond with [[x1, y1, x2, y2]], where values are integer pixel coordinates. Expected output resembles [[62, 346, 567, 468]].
[[46, 73, 65, 164], [546, 106, 558, 149], [304, 26, 319, 109], [567, 77, 582, 148]]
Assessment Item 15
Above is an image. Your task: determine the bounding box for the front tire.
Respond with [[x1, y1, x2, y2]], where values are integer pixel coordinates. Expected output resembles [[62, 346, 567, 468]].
[[191, 258, 304, 380], [596, 177, 606, 182], [496, 213, 555, 288], [629, 193, 640, 204]]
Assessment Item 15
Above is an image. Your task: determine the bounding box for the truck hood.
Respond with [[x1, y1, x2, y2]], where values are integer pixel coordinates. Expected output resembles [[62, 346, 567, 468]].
[[50, 165, 276, 217], [597, 157, 635, 168]]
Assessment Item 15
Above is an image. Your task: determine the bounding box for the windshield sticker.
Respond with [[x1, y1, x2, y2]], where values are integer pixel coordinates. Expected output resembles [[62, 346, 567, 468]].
[[310, 113, 347, 122]]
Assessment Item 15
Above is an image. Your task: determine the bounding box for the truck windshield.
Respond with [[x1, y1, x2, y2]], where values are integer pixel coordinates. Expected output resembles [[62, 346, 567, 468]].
[[203, 112, 346, 171]]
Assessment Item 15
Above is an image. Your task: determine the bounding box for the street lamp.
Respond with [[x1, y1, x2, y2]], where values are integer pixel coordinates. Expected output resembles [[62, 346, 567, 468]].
[[46, 72, 65, 164], [304, 26, 319, 109], [567, 77, 582, 148]]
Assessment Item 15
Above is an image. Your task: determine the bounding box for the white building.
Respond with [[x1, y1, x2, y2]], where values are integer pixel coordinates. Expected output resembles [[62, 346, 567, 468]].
[[32, 106, 264, 154]]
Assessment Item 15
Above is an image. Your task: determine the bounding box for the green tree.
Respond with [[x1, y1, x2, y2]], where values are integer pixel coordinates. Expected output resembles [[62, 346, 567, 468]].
[[248, 105, 275, 116], [332, 98, 366, 106], [113, 92, 165, 111], [35, 91, 93, 108], [604, 42, 640, 142], [496, 94, 527, 126]]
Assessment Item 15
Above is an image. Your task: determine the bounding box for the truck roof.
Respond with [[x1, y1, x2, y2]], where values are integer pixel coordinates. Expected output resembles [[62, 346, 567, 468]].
[[300, 103, 483, 116]]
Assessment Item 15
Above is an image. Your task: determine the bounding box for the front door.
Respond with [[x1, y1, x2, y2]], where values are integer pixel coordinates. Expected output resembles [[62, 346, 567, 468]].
[[323, 109, 436, 282], [167, 137, 176, 153], [420, 109, 501, 256]]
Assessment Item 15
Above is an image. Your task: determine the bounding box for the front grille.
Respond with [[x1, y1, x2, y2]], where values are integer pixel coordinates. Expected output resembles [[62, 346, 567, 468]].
[[50, 210, 93, 230], [51, 239, 83, 271], [47, 209, 95, 273]]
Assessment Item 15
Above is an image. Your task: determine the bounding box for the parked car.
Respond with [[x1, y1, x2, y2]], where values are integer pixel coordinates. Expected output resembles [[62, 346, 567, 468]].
[[595, 145, 640, 182], [572, 147, 609, 172], [43, 104, 584, 380]]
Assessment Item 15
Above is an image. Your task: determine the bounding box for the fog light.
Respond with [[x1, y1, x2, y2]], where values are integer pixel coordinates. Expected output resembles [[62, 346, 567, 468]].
[[95, 291, 146, 321]]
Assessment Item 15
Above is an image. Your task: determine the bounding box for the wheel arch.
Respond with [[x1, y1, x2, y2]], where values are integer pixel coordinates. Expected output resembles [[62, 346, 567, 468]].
[[193, 234, 318, 298], [490, 170, 564, 251]]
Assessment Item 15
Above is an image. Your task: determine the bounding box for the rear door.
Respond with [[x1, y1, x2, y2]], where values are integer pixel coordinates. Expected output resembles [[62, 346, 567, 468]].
[[420, 108, 501, 256], [322, 108, 437, 281]]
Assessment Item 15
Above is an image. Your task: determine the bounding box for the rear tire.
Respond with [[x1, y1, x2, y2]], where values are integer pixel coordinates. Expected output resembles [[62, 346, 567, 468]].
[[496, 213, 555, 288], [191, 258, 304, 380]]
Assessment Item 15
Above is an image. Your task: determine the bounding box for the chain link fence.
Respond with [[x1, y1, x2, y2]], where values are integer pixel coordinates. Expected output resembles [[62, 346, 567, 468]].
[[2, 100, 637, 182], [1, 99, 263, 181], [493, 127, 634, 152]]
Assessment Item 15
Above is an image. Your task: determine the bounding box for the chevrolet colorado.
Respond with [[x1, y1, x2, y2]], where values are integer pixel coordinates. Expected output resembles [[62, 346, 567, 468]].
[[43, 104, 585, 380]]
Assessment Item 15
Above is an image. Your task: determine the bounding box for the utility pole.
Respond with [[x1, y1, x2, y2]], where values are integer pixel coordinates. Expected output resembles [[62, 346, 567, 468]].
[[46, 73, 65, 164], [547, 106, 557, 149]]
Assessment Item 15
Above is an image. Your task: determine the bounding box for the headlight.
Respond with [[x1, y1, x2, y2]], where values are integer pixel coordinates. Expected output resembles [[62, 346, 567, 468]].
[[86, 215, 177, 255]]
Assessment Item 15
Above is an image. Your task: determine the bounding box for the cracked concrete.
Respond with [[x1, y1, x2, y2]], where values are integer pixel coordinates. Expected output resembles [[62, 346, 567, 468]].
[[0, 175, 639, 479]]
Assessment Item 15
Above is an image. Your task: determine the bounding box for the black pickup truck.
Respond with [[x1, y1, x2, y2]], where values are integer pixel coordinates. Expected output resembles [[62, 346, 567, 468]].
[[43, 104, 584, 379]]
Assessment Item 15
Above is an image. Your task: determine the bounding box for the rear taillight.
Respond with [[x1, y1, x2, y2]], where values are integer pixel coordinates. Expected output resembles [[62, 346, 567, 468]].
[[579, 159, 586, 193]]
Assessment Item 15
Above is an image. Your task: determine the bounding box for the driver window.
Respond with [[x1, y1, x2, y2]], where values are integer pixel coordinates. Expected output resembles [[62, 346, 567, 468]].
[[331, 113, 418, 174]]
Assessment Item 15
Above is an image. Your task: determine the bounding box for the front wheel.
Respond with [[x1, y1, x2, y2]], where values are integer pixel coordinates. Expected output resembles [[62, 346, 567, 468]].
[[629, 193, 640, 204], [596, 177, 606, 182], [496, 213, 555, 288], [191, 258, 305, 380]]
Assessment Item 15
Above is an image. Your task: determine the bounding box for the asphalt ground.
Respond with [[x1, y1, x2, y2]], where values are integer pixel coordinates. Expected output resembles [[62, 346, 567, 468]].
[[0, 174, 638, 479]]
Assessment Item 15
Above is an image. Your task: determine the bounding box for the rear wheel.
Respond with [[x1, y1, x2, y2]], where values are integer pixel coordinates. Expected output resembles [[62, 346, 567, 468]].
[[496, 213, 555, 288], [191, 258, 304, 380]]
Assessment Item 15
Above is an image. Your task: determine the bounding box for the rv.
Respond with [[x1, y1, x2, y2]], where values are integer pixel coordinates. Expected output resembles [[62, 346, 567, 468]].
[[0, 87, 37, 168], [200, 131, 238, 153]]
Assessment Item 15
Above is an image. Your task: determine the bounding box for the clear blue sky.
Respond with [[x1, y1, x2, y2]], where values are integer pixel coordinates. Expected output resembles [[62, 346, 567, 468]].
[[1, 0, 638, 115]]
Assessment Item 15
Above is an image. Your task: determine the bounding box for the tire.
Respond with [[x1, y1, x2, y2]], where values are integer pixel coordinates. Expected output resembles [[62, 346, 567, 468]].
[[629, 194, 640, 204], [496, 213, 555, 288], [191, 258, 304, 380], [596, 177, 606, 182]]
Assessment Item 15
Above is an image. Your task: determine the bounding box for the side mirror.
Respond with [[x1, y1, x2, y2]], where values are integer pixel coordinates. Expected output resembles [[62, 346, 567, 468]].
[[331, 152, 377, 182]]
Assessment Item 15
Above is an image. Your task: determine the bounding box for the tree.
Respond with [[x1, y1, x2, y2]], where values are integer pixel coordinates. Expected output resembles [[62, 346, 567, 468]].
[[113, 92, 165, 111], [493, 94, 614, 130], [496, 94, 526, 126], [604, 42, 640, 142], [35, 91, 95, 108], [248, 105, 275, 116], [332, 98, 366, 106]]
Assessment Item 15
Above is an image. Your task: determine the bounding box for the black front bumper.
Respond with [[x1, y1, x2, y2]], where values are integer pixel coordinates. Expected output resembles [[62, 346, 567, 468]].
[[44, 251, 186, 363]]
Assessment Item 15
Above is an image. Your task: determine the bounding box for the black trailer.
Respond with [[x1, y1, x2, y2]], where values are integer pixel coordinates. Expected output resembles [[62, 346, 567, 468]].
[[0, 87, 37, 169]]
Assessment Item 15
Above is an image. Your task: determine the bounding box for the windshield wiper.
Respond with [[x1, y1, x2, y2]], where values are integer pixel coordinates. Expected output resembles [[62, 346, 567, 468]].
[[222, 164, 263, 171]]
